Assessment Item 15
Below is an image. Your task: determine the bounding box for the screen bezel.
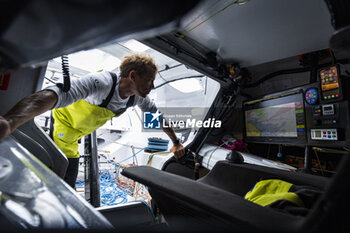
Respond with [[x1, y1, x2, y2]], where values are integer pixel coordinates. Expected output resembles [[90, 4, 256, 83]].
[[243, 90, 307, 145]]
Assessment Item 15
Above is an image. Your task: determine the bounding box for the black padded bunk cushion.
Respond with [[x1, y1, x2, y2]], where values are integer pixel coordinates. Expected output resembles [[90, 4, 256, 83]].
[[198, 161, 328, 196], [121, 166, 302, 232], [122, 153, 350, 233]]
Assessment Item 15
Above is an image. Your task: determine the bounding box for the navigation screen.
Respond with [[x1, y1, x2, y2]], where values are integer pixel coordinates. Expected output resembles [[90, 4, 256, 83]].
[[244, 92, 306, 141], [245, 102, 299, 137]]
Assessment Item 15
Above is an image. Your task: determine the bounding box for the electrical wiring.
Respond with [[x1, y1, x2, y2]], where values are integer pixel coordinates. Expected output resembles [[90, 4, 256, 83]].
[[101, 163, 138, 205], [115, 164, 136, 193], [243, 58, 350, 90], [131, 152, 170, 204], [314, 150, 325, 177], [244, 67, 312, 89], [146, 152, 170, 166], [133, 152, 170, 204], [77, 167, 131, 206], [100, 147, 151, 206], [133, 182, 150, 201], [76, 138, 170, 208], [92, 148, 147, 206], [79, 147, 165, 209], [100, 169, 128, 205], [139, 200, 155, 219]]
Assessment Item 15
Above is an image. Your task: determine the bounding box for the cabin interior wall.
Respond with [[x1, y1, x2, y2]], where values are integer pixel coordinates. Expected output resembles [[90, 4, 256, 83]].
[[0, 66, 46, 115], [201, 50, 350, 176]]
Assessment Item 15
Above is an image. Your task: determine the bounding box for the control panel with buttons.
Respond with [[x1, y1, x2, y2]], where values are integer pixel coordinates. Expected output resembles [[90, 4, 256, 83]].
[[311, 129, 338, 140], [303, 66, 349, 147]]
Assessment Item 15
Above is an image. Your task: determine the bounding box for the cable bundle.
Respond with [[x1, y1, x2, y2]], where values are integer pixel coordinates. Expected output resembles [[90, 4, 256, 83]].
[[114, 163, 136, 195], [76, 149, 170, 208], [100, 169, 129, 206]]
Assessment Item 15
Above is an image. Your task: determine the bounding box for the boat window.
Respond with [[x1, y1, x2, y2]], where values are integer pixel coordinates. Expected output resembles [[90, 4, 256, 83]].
[[34, 39, 220, 204]]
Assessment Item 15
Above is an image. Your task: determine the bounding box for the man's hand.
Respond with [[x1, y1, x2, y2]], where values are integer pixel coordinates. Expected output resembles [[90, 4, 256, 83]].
[[161, 122, 185, 159], [170, 143, 185, 160], [0, 116, 12, 141]]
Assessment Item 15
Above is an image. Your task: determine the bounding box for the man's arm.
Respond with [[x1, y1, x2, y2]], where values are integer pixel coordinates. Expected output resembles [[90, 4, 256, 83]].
[[162, 126, 185, 159], [0, 90, 57, 140], [137, 97, 185, 159]]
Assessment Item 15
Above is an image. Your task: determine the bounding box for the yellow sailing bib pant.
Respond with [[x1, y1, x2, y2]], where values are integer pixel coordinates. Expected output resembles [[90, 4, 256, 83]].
[[52, 100, 115, 158]]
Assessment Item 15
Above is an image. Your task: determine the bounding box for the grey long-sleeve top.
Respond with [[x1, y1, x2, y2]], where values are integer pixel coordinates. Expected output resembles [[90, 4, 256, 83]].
[[46, 71, 157, 113]]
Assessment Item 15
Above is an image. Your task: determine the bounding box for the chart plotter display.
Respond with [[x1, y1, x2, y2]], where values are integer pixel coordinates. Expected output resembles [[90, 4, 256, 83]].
[[244, 92, 306, 144]]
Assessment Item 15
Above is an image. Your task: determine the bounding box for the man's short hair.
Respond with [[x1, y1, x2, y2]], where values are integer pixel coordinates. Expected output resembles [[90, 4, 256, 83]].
[[119, 53, 158, 77]]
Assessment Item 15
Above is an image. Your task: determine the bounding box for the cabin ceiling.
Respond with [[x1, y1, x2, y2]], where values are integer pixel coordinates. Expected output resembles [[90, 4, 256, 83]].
[[149, 0, 335, 68]]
